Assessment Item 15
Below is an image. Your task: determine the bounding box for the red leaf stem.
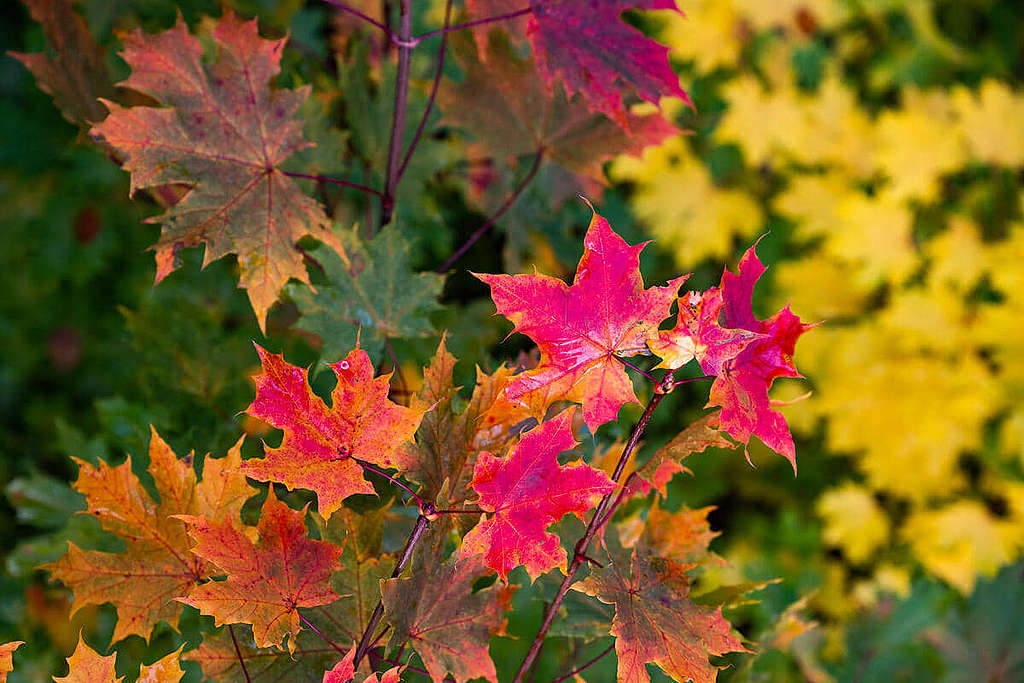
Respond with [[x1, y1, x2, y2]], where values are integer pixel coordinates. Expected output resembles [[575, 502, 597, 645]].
[[321, 0, 398, 41], [552, 643, 615, 683], [414, 6, 533, 43], [281, 170, 386, 199], [227, 624, 252, 683]]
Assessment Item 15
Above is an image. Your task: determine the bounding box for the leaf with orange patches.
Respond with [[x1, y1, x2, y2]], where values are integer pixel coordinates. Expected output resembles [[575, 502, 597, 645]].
[[461, 409, 616, 580], [137, 646, 185, 683], [476, 209, 687, 431], [636, 413, 736, 495], [43, 429, 254, 643], [240, 345, 425, 518], [637, 503, 720, 566], [575, 535, 749, 683], [54, 635, 120, 683], [382, 546, 513, 683], [89, 11, 344, 329], [0, 641, 22, 682], [177, 489, 343, 652], [322, 644, 404, 683]]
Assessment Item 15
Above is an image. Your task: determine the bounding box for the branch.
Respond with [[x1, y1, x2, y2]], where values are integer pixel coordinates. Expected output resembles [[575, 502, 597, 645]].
[[353, 513, 431, 667], [321, 0, 398, 41], [413, 6, 532, 43], [380, 0, 414, 227], [394, 0, 452, 188], [436, 148, 545, 273], [512, 372, 675, 683], [227, 624, 252, 683]]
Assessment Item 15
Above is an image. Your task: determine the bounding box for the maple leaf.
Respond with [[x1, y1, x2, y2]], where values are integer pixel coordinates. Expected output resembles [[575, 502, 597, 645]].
[[177, 488, 343, 652], [382, 542, 513, 683], [240, 345, 425, 518], [647, 289, 762, 374], [289, 225, 444, 363], [323, 645, 403, 683], [0, 641, 22, 683], [708, 241, 816, 470], [43, 429, 254, 643], [54, 634, 120, 683], [441, 32, 676, 190], [636, 412, 736, 495], [12, 0, 115, 127], [467, 0, 688, 124], [476, 209, 687, 431], [461, 409, 616, 580], [90, 11, 344, 329], [575, 535, 749, 683], [137, 646, 186, 683], [184, 626, 335, 682]]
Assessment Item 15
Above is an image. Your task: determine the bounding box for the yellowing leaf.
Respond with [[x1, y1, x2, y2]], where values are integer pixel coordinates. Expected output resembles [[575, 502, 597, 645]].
[[953, 80, 1024, 168], [817, 483, 889, 564]]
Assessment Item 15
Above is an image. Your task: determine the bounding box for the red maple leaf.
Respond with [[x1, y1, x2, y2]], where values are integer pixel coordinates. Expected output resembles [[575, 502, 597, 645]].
[[707, 241, 816, 470], [241, 345, 425, 518], [476, 209, 687, 431], [177, 489, 343, 652], [468, 0, 689, 124], [461, 409, 616, 580]]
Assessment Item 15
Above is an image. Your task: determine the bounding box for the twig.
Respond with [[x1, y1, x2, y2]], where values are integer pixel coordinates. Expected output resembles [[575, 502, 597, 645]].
[[353, 513, 431, 667], [552, 643, 616, 683], [413, 6, 532, 43], [228, 624, 252, 683], [436, 148, 545, 273], [282, 170, 386, 198], [322, 0, 398, 41], [298, 612, 347, 655], [380, 0, 413, 227], [394, 0, 452, 187], [512, 373, 674, 682]]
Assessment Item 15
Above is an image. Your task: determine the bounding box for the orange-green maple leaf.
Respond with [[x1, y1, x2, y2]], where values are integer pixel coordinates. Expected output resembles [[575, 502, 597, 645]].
[[0, 641, 22, 683], [53, 634, 120, 683], [476, 209, 687, 431], [575, 539, 749, 683], [137, 646, 185, 683], [90, 11, 345, 330], [440, 32, 676, 190], [177, 488, 343, 652], [381, 548, 513, 683], [240, 345, 425, 518], [461, 409, 616, 580], [635, 412, 736, 496], [11, 0, 115, 126], [43, 429, 254, 643]]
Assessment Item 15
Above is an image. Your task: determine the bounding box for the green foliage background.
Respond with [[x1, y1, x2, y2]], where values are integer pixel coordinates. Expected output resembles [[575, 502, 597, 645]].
[[1, 0, 1022, 681]]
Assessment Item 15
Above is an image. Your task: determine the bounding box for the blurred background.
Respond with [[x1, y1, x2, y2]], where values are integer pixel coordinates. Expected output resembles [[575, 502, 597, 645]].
[[1, 0, 1022, 680]]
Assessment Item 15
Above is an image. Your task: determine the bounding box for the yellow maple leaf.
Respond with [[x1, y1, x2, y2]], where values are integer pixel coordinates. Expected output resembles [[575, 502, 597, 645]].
[[817, 483, 889, 564], [953, 80, 1024, 168]]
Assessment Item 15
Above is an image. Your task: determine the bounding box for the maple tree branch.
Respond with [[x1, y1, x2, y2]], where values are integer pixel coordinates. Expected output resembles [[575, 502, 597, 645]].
[[436, 148, 545, 273], [394, 0, 452, 188], [512, 376, 673, 683], [353, 513, 431, 667], [380, 0, 414, 227], [227, 624, 252, 683], [298, 612, 348, 655], [413, 6, 532, 43], [321, 0, 398, 41], [552, 643, 616, 683], [281, 170, 386, 199]]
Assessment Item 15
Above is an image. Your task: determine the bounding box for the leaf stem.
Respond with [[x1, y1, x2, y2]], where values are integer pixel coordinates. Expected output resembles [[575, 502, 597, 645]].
[[282, 170, 386, 198], [436, 148, 545, 273], [394, 0, 452, 187], [298, 612, 347, 655], [512, 374, 673, 683], [552, 643, 615, 683], [227, 624, 252, 683], [380, 0, 413, 227], [356, 461, 424, 509], [413, 7, 532, 43], [614, 355, 658, 383], [353, 513, 431, 667], [322, 0, 398, 41]]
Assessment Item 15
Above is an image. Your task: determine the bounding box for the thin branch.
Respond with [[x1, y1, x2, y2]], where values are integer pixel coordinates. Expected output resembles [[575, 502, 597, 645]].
[[413, 7, 532, 43], [282, 170, 386, 198], [228, 624, 252, 683], [394, 0, 452, 187], [552, 643, 616, 683], [436, 149, 545, 273], [356, 460, 424, 509], [380, 0, 414, 227], [298, 612, 347, 655], [322, 0, 397, 41], [512, 373, 675, 683], [353, 513, 431, 667]]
